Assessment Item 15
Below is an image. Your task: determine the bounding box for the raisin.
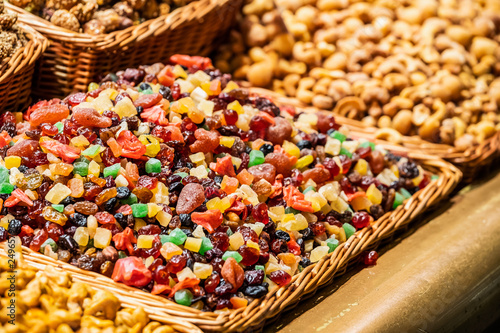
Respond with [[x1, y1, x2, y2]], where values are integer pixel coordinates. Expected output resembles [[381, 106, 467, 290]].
[[243, 285, 268, 298], [74, 201, 99, 215], [7, 219, 22, 236]]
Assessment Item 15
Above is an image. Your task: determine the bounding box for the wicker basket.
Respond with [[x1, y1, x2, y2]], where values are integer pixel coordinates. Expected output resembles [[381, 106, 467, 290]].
[[249, 88, 500, 183], [0, 151, 461, 332], [0, 22, 48, 112], [5, 0, 242, 99]]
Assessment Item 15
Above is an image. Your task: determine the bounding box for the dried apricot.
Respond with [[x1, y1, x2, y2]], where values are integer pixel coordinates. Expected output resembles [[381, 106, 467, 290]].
[[248, 163, 276, 184], [265, 152, 294, 177], [73, 107, 112, 128], [29, 104, 69, 127], [190, 129, 219, 153], [134, 93, 163, 108], [176, 183, 205, 214], [303, 167, 331, 184], [265, 117, 292, 145], [7, 140, 39, 158], [221, 257, 244, 290]]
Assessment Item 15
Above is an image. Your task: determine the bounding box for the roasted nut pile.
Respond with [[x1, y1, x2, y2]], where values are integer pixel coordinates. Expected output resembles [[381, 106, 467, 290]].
[[215, 0, 500, 150], [0, 252, 177, 332], [0, 0, 26, 60], [9, 0, 196, 34], [0, 55, 433, 311]]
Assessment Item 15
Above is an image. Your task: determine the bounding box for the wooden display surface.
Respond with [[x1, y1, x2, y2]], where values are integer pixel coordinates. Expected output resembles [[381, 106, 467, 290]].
[[265, 170, 500, 333]]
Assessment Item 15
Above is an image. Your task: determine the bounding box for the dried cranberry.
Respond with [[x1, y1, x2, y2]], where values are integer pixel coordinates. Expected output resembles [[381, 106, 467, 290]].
[[204, 272, 220, 294], [251, 202, 269, 224], [364, 250, 378, 265], [166, 255, 187, 274], [351, 212, 371, 229], [269, 270, 291, 286], [244, 269, 264, 286]]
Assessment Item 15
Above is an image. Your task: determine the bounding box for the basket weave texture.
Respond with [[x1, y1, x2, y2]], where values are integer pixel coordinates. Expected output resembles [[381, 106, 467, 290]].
[[1, 149, 461, 332], [249, 87, 500, 183], [0, 22, 48, 112], [5, 0, 242, 98]]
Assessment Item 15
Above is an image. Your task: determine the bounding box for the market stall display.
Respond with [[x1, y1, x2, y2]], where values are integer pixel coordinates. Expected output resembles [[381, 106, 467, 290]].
[[5, 0, 242, 98], [0, 56, 461, 331], [0, 0, 47, 112], [0, 250, 201, 332], [216, 0, 500, 180]]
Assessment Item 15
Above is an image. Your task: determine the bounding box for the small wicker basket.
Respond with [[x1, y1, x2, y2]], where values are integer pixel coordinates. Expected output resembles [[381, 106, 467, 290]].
[[0, 22, 48, 112], [249, 88, 500, 183], [6, 0, 242, 98], [0, 150, 461, 332]]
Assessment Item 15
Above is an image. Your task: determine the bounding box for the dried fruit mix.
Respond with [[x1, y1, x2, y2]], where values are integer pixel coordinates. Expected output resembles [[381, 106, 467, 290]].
[[1, 55, 434, 311]]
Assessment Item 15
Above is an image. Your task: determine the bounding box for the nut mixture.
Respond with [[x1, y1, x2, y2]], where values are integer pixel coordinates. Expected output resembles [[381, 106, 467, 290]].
[[0, 0, 26, 61], [10, 0, 196, 34], [0, 249, 177, 332], [215, 0, 500, 150]]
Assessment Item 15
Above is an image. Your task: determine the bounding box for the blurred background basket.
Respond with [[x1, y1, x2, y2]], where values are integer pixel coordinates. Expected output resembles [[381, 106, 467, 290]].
[[249, 87, 500, 183], [0, 22, 47, 112], [6, 0, 242, 99]]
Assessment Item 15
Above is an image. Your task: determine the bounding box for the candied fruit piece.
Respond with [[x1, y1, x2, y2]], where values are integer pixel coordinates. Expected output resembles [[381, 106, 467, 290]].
[[73, 227, 89, 246], [160, 242, 183, 260], [184, 237, 202, 252], [137, 235, 155, 249], [193, 262, 213, 280], [45, 183, 72, 204], [29, 104, 70, 127], [5, 156, 21, 169]]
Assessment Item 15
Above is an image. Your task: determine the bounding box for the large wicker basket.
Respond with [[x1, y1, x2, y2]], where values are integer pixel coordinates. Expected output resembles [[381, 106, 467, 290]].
[[0, 22, 47, 112], [249, 88, 500, 183], [5, 0, 242, 98], [1, 150, 461, 332]]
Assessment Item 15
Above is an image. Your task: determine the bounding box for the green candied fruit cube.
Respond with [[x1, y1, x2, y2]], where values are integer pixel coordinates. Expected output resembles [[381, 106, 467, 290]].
[[226, 228, 233, 236], [55, 122, 63, 133], [222, 251, 243, 263], [0, 166, 9, 184], [392, 192, 404, 209], [359, 141, 376, 151], [431, 174, 439, 181], [118, 250, 127, 259], [343, 223, 356, 239], [174, 289, 193, 306], [285, 207, 300, 214], [40, 238, 57, 254], [145, 158, 162, 174], [199, 237, 213, 255], [103, 163, 121, 178], [175, 172, 189, 179], [169, 228, 187, 245], [339, 147, 353, 158], [131, 203, 148, 218], [248, 150, 265, 167], [120, 193, 137, 205], [303, 186, 316, 194], [52, 204, 64, 212], [73, 162, 89, 176], [326, 238, 339, 253], [399, 188, 412, 200], [0, 183, 14, 194], [160, 235, 171, 244], [330, 130, 346, 143], [82, 145, 101, 157], [142, 89, 154, 95], [255, 265, 265, 271]]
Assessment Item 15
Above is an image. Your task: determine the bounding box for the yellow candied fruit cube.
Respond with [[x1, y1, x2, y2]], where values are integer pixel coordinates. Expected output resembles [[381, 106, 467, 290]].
[[354, 159, 368, 176], [227, 100, 244, 114], [247, 240, 260, 251], [74, 227, 89, 246], [134, 218, 147, 231], [49, 163, 74, 177], [145, 256, 155, 268], [177, 267, 197, 281], [115, 174, 128, 187], [351, 195, 372, 212], [189, 152, 206, 164], [25, 189, 38, 201], [265, 262, 280, 274], [190, 87, 209, 103], [151, 182, 169, 205], [294, 155, 314, 169], [70, 135, 90, 148], [206, 197, 221, 211], [282, 213, 295, 223], [94, 228, 112, 249], [245, 222, 265, 236], [220, 197, 232, 212], [282, 141, 300, 158], [156, 210, 172, 227], [145, 142, 161, 157], [187, 107, 205, 124], [160, 242, 183, 260], [269, 206, 285, 220], [330, 197, 349, 213], [190, 165, 208, 178], [231, 157, 242, 170], [114, 96, 138, 118], [147, 203, 162, 217], [193, 262, 213, 279], [173, 65, 188, 79], [5, 156, 21, 169], [92, 95, 114, 114], [175, 97, 196, 114], [297, 113, 318, 127], [310, 245, 330, 263], [190, 70, 212, 86], [45, 183, 72, 204], [229, 232, 244, 251], [366, 184, 382, 205], [184, 237, 203, 252], [220, 136, 235, 148], [198, 99, 215, 117], [222, 81, 239, 93], [137, 235, 155, 249], [87, 215, 97, 238], [324, 137, 341, 156], [99, 88, 118, 100], [88, 160, 100, 177], [391, 164, 399, 178], [192, 225, 205, 238], [236, 185, 259, 205]]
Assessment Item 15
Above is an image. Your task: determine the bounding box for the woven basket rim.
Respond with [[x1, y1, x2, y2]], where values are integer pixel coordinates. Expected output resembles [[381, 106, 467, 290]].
[[6, 0, 231, 50], [0, 21, 48, 83], [0, 148, 462, 332], [248, 87, 500, 168]]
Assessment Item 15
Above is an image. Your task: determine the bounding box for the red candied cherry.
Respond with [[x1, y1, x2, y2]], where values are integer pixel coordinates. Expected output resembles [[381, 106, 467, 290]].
[[364, 250, 378, 265], [351, 211, 371, 229]]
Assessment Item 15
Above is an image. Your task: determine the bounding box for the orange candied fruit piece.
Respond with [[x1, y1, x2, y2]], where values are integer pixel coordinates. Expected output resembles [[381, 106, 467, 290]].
[[230, 296, 248, 309], [221, 176, 239, 194], [107, 138, 122, 157], [126, 162, 140, 182], [67, 178, 84, 198], [236, 169, 254, 185]]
